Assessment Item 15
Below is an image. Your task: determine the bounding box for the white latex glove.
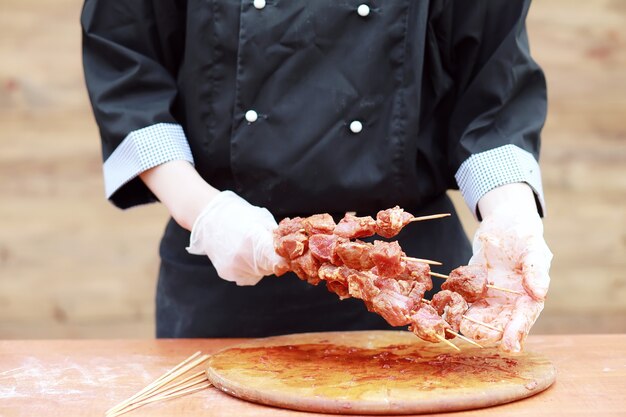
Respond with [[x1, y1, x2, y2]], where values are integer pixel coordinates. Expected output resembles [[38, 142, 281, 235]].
[[186, 190, 288, 286], [460, 203, 553, 353]]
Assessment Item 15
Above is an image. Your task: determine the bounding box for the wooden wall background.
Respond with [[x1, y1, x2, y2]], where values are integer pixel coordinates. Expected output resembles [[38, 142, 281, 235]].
[[0, 0, 624, 338]]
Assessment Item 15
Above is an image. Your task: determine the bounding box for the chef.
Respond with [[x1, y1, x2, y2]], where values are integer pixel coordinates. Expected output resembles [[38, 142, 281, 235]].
[[81, 0, 552, 352]]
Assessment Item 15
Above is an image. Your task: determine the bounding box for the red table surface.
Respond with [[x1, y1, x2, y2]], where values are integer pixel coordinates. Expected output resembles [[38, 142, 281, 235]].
[[0, 334, 625, 417]]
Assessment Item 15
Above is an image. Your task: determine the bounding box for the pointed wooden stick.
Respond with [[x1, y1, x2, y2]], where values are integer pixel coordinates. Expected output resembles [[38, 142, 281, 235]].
[[462, 315, 503, 333], [420, 298, 484, 347], [110, 377, 209, 417], [105, 351, 202, 415], [106, 354, 209, 416], [144, 380, 211, 403], [421, 298, 502, 334], [445, 329, 484, 348], [408, 213, 451, 222], [401, 256, 442, 266], [427, 272, 525, 296], [132, 354, 209, 398], [109, 382, 212, 417], [131, 370, 207, 405], [404, 313, 461, 352], [487, 285, 525, 295], [435, 334, 461, 351]]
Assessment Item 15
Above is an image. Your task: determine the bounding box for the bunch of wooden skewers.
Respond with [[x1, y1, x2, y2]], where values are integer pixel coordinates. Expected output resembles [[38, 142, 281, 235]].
[[105, 352, 212, 417]]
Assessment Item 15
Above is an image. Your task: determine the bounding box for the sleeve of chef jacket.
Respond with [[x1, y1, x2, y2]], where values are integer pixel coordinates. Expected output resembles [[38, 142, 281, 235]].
[[441, 0, 547, 219], [81, 0, 193, 209]]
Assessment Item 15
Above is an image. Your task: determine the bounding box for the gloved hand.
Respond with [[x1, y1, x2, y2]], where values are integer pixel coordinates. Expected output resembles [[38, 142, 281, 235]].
[[186, 190, 288, 286], [460, 203, 553, 353]]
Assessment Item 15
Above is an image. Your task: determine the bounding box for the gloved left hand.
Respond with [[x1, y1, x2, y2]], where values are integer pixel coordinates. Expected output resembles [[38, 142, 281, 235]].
[[186, 190, 288, 286], [460, 203, 553, 353]]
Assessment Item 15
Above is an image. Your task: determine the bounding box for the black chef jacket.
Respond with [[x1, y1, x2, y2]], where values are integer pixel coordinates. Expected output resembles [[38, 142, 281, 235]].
[[81, 0, 546, 337]]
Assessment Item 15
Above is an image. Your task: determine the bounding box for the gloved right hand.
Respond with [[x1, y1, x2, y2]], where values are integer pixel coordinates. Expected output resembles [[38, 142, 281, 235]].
[[186, 190, 288, 286], [460, 201, 552, 353]]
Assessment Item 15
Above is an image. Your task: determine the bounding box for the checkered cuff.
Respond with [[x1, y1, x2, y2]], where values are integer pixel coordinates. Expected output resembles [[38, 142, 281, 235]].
[[455, 144, 545, 220], [103, 123, 194, 199]]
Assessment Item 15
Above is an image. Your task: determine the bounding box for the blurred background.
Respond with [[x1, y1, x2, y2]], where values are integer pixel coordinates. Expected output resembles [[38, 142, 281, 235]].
[[0, 0, 624, 339]]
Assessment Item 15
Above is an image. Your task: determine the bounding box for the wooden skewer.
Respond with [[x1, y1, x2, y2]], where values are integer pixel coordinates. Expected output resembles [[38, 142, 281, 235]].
[[421, 299, 502, 334], [110, 377, 210, 417], [408, 213, 451, 222], [418, 299, 484, 347], [109, 382, 212, 417], [145, 380, 211, 403], [130, 370, 207, 405], [401, 256, 442, 266], [434, 334, 461, 351], [134, 376, 209, 408], [486, 285, 525, 295], [106, 353, 210, 416], [131, 354, 209, 399], [462, 315, 503, 333], [429, 271, 450, 280], [445, 329, 484, 348], [427, 272, 525, 296], [105, 351, 202, 415], [404, 314, 461, 352]]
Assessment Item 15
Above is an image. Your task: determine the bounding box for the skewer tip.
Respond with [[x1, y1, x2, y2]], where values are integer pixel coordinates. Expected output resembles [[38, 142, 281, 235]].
[[409, 213, 451, 223], [445, 329, 484, 348], [462, 315, 502, 333], [486, 284, 525, 296], [401, 256, 442, 266], [435, 334, 461, 351], [428, 271, 449, 280]]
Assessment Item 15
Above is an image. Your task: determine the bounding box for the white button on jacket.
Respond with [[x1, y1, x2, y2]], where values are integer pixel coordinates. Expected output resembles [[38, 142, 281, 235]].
[[245, 110, 258, 123], [349, 120, 363, 133], [357, 4, 370, 17], [253, 0, 266, 10]]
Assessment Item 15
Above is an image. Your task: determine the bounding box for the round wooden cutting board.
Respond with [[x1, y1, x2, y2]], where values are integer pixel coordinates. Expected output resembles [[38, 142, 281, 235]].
[[206, 331, 556, 414]]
